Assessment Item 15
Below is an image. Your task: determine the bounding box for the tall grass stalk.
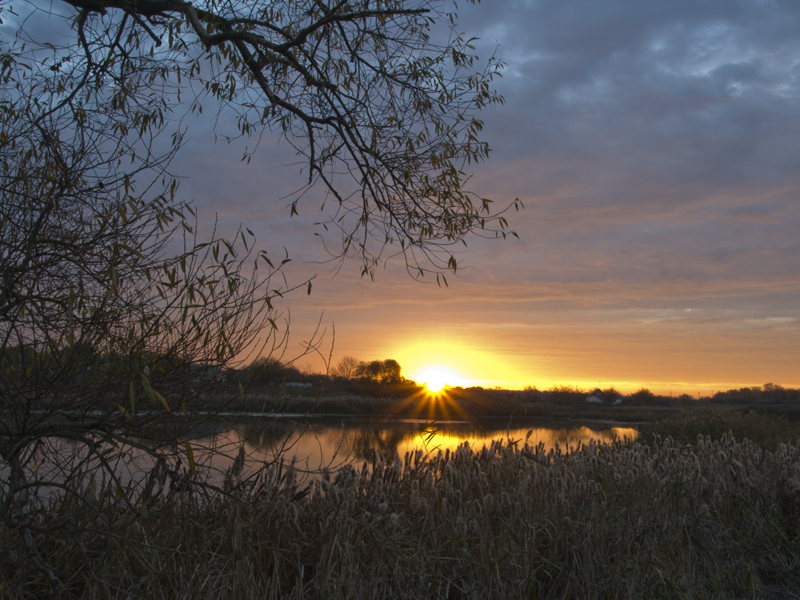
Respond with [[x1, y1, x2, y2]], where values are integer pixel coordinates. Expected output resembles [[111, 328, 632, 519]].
[[641, 408, 800, 450], [3, 434, 800, 598]]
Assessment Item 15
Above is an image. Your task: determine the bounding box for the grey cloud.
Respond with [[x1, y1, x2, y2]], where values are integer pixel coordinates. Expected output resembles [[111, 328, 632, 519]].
[[710, 61, 762, 87], [726, 202, 774, 221], [461, 0, 800, 169], [7, 0, 800, 388]]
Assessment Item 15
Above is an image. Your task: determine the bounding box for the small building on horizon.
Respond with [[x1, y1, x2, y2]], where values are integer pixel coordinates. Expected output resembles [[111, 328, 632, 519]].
[[586, 388, 625, 405], [586, 388, 604, 403]]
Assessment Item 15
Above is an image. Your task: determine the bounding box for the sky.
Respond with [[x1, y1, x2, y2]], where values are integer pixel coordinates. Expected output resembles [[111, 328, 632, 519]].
[[14, 0, 800, 395]]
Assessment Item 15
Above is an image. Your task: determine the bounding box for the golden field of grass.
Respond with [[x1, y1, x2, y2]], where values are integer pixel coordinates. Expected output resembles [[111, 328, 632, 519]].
[[4, 428, 800, 598]]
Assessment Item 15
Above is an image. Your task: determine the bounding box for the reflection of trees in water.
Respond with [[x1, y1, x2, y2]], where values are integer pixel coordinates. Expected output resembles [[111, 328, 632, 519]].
[[345, 421, 500, 461], [548, 427, 608, 449], [509, 426, 637, 451], [182, 420, 227, 441], [234, 420, 304, 450], [208, 421, 325, 472], [226, 419, 447, 465], [203, 420, 389, 474], [350, 428, 411, 461], [177, 419, 639, 483]]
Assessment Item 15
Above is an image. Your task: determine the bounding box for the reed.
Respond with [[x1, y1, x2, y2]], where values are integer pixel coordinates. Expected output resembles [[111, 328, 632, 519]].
[[641, 408, 800, 450], [3, 434, 799, 598]]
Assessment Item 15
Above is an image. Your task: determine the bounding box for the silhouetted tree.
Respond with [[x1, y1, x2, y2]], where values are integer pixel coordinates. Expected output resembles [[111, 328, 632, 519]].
[[381, 359, 403, 384], [2, 0, 513, 588], [355, 358, 404, 383], [631, 388, 657, 404], [1, 26, 287, 592], [244, 357, 302, 386], [333, 355, 361, 380]]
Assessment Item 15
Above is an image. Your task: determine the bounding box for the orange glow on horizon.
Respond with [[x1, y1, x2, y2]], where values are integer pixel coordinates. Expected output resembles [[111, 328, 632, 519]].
[[396, 338, 529, 390], [329, 331, 794, 398]]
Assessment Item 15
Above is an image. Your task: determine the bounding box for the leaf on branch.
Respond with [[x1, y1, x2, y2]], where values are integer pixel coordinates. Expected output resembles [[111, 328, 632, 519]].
[[185, 441, 196, 474], [130, 380, 136, 416], [141, 373, 171, 413]]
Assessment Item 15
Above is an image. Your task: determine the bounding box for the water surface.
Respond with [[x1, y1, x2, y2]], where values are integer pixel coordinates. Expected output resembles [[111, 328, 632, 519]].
[[10, 417, 638, 497], [188, 416, 639, 479]]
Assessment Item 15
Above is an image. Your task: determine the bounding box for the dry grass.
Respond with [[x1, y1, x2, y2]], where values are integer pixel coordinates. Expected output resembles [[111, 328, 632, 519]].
[[198, 391, 403, 416], [641, 408, 800, 451], [4, 433, 800, 599]]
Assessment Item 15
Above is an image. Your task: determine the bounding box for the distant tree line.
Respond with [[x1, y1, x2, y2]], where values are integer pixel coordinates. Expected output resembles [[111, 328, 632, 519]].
[[235, 357, 307, 387], [224, 355, 411, 390], [709, 383, 800, 405], [332, 356, 407, 384], [516, 383, 799, 406], [328, 356, 418, 398]]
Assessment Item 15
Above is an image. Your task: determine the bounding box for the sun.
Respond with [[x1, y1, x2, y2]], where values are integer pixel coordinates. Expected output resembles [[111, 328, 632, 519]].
[[383, 365, 475, 423], [418, 366, 455, 394]]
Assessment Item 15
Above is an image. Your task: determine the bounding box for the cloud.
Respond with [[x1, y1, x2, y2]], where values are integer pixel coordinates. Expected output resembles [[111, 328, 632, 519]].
[[16, 0, 797, 388], [165, 0, 800, 392]]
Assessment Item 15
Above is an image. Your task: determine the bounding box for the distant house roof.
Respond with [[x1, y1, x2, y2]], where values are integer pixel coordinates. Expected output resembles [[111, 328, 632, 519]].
[[586, 388, 627, 404], [586, 389, 604, 403]]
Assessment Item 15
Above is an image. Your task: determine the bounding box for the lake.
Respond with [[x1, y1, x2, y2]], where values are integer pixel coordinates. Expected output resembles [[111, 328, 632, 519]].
[[6, 416, 639, 499], [183, 416, 640, 483]]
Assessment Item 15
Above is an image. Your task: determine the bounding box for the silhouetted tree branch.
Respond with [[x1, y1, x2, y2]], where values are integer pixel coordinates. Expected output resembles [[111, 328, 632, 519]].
[[1, 0, 513, 588], [42, 0, 519, 278]]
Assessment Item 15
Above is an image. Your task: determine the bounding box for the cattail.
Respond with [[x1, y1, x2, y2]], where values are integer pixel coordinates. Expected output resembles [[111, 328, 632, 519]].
[[456, 515, 465, 532], [231, 445, 246, 479]]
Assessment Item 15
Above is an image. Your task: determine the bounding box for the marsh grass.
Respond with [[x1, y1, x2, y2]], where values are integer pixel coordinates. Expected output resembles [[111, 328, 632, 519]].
[[4, 432, 800, 599], [641, 408, 800, 451], [196, 391, 402, 416]]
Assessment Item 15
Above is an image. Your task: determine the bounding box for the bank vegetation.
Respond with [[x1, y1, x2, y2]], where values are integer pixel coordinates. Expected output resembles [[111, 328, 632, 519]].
[[3, 430, 800, 598]]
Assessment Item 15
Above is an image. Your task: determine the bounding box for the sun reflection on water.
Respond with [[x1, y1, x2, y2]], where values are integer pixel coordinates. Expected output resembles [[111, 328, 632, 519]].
[[395, 425, 640, 457]]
